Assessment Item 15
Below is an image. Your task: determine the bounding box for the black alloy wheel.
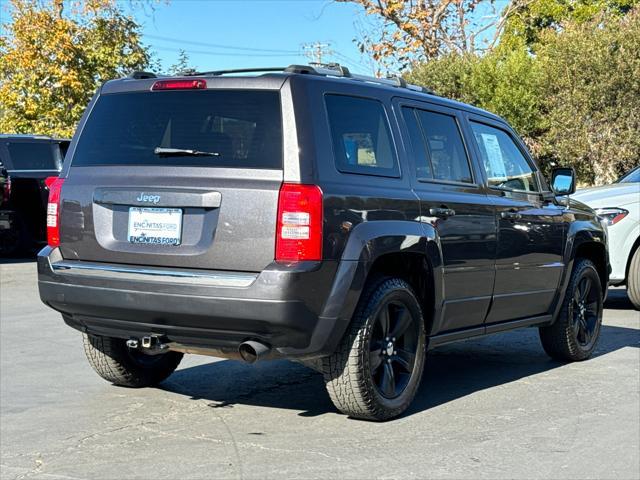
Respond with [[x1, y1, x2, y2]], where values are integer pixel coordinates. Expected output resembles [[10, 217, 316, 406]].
[[570, 275, 600, 349], [369, 300, 420, 399], [539, 258, 603, 362]]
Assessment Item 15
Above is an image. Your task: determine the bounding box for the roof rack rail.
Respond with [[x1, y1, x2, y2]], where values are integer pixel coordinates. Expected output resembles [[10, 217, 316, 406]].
[[184, 67, 287, 76], [128, 71, 157, 80], [283, 65, 318, 74], [292, 63, 436, 95], [179, 63, 436, 95]]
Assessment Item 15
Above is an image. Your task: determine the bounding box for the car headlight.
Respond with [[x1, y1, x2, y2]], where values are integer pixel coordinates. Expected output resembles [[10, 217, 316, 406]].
[[595, 207, 629, 226]]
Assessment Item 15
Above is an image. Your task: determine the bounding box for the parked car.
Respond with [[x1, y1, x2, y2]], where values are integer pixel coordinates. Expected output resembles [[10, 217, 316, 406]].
[[0, 165, 14, 252], [0, 135, 70, 256], [573, 166, 640, 309], [37, 65, 609, 421]]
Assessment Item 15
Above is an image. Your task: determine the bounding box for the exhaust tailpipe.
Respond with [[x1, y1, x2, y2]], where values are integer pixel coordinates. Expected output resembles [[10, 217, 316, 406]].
[[238, 340, 270, 364]]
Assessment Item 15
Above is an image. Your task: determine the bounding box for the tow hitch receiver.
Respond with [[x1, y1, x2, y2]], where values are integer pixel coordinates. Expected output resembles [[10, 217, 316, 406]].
[[126, 335, 170, 355]]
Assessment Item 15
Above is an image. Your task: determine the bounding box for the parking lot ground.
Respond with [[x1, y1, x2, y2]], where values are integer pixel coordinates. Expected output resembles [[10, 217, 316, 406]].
[[1, 259, 639, 480]]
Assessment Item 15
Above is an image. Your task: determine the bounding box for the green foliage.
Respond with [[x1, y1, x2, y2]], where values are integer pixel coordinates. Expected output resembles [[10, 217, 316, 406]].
[[537, 9, 640, 184], [501, 0, 639, 50], [169, 49, 196, 75], [406, 53, 477, 104], [408, 7, 640, 185], [407, 46, 543, 140], [0, 0, 154, 138]]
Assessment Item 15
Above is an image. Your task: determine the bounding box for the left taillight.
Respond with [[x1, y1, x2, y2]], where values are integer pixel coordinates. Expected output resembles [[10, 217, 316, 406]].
[[45, 176, 65, 247]]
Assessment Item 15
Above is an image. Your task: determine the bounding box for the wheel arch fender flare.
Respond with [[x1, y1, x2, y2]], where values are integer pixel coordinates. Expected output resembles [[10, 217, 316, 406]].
[[551, 225, 609, 323], [318, 220, 444, 353], [567, 228, 609, 286]]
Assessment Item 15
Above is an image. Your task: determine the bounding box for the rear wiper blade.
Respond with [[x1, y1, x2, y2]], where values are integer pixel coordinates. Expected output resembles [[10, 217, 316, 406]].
[[154, 147, 220, 157]]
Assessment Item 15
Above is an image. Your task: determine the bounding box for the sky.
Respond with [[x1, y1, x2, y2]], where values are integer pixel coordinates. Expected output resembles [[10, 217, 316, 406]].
[[135, 0, 377, 75], [0, 0, 505, 76]]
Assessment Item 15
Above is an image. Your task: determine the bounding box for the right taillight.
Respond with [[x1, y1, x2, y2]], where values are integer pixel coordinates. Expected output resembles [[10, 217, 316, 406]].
[[45, 176, 65, 247], [275, 183, 323, 263]]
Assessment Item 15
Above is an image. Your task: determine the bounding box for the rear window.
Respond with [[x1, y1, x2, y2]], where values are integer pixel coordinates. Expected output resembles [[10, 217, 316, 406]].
[[72, 90, 283, 169], [6, 142, 61, 170]]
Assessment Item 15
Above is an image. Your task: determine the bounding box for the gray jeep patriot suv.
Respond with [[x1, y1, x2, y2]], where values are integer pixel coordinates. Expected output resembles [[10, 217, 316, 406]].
[[38, 64, 609, 420]]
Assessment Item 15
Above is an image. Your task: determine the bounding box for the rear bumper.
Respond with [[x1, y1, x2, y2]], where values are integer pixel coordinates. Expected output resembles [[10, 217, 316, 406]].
[[37, 247, 344, 359]]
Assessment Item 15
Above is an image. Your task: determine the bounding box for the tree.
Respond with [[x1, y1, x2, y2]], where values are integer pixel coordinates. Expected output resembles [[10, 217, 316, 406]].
[[537, 8, 640, 184], [169, 49, 196, 75], [501, 0, 639, 50], [407, 7, 640, 185], [407, 46, 544, 145], [0, 0, 154, 138], [338, 0, 525, 71]]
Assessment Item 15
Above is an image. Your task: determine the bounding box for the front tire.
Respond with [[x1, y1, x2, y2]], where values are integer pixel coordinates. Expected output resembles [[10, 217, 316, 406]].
[[83, 334, 183, 387], [539, 259, 603, 361], [626, 247, 640, 310], [322, 277, 427, 421]]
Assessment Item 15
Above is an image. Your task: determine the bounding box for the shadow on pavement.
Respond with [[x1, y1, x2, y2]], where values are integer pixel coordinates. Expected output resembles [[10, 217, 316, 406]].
[[0, 257, 36, 264], [604, 287, 635, 310], [162, 323, 639, 420]]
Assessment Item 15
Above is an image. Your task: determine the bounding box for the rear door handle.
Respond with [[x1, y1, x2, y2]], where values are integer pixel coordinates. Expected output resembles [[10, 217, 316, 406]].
[[501, 210, 522, 220], [429, 207, 456, 218]]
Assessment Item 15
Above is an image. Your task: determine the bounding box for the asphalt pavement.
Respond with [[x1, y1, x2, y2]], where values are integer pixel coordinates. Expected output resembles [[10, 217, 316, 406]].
[[1, 259, 639, 480]]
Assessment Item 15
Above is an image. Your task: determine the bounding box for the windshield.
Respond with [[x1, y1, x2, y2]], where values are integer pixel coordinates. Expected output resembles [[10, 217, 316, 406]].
[[72, 90, 283, 169], [617, 166, 640, 183]]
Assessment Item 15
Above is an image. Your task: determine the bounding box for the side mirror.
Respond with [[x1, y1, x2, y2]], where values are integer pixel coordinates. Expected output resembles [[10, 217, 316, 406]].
[[551, 167, 576, 196]]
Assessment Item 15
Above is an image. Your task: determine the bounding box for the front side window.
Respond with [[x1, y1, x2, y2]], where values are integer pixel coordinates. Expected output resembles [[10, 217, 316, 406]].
[[325, 95, 399, 177], [470, 122, 539, 192]]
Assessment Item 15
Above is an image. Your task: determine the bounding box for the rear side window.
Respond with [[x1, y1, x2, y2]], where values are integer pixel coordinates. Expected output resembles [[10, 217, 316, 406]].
[[409, 109, 473, 183], [325, 95, 399, 177], [72, 90, 283, 168], [6, 142, 60, 170], [469, 122, 539, 192]]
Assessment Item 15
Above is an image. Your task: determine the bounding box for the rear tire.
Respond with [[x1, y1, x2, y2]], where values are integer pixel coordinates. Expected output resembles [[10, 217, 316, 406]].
[[627, 247, 640, 310], [539, 259, 603, 362], [83, 334, 183, 387], [322, 277, 426, 421]]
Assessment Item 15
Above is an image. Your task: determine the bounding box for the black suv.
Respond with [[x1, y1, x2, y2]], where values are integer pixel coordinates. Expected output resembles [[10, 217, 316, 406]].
[[38, 65, 609, 420], [1, 135, 70, 255]]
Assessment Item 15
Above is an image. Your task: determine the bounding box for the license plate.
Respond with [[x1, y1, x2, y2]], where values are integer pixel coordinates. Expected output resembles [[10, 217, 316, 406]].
[[128, 207, 182, 245]]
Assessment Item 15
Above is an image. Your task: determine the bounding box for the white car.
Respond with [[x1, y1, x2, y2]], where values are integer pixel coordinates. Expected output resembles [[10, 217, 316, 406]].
[[573, 167, 640, 309]]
